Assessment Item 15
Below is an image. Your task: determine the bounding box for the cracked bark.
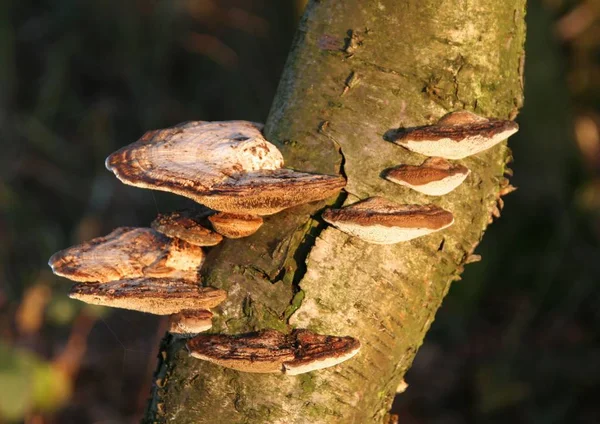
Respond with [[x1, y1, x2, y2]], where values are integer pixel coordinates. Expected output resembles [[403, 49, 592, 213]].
[[145, 0, 526, 422]]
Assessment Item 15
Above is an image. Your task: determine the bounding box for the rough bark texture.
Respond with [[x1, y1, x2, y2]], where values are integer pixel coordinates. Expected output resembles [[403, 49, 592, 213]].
[[145, 0, 526, 422]]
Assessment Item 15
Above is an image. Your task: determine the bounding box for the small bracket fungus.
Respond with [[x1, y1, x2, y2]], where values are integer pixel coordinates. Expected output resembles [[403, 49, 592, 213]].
[[151, 209, 223, 247], [169, 309, 213, 336], [186, 329, 360, 375], [106, 120, 346, 215], [69, 278, 227, 315], [391, 111, 518, 160], [207, 212, 263, 238], [48, 227, 205, 283], [384, 157, 470, 196], [322, 197, 454, 244]]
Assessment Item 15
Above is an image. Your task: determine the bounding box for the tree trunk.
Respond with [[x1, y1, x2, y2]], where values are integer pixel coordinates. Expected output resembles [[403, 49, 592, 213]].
[[145, 1, 526, 422]]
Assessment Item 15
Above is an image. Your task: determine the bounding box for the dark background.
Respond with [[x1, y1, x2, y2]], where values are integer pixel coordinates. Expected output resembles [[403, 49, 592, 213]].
[[1, 1, 599, 423]]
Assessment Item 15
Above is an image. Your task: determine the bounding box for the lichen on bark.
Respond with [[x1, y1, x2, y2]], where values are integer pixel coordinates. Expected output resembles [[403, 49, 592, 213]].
[[145, 0, 526, 422]]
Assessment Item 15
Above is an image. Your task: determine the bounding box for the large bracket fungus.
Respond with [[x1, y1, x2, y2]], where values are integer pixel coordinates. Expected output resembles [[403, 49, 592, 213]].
[[105, 120, 346, 215], [391, 111, 518, 160], [186, 329, 361, 375]]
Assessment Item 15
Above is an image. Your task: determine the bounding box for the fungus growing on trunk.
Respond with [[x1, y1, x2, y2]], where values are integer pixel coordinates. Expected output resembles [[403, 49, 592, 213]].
[[106, 121, 345, 215], [151, 209, 223, 247], [322, 197, 454, 244], [49, 118, 359, 377], [391, 111, 518, 159], [169, 309, 214, 335], [186, 329, 360, 375], [48, 227, 205, 283], [207, 212, 263, 238], [69, 278, 227, 315], [384, 157, 470, 195]]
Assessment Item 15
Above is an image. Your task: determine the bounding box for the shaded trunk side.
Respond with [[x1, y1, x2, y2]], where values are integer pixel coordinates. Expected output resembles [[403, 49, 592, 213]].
[[146, 0, 526, 422]]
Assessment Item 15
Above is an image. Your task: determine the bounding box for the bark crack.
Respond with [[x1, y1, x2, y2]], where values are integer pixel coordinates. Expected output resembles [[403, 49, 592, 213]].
[[282, 140, 348, 324]]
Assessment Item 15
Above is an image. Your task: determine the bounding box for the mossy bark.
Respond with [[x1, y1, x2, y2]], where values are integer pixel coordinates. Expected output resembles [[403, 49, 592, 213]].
[[145, 0, 526, 422]]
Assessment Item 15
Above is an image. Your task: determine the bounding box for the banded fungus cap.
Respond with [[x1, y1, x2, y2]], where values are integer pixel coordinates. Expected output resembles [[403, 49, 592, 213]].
[[392, 111, 518, 160], [106, 121, 346, 215], [169, 309, 213, 335], [48, 227, 205, 283], [186, 329, 360, 375], [207, 212, 263, 238], [151, 209, 223, 247], [69, 278, 227, 315], [322, 196, 454, 244], [384, 157, 470, 196]]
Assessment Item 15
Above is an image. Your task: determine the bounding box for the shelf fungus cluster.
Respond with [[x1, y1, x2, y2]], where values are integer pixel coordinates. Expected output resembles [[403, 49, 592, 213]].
[[49, 120, 360, 373], [322, 111, 518, 244], [48, 226, 226, 335]]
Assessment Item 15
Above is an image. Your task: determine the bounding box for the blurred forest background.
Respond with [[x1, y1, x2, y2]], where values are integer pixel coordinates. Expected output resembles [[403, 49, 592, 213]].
[[0, 0, 599, 423]]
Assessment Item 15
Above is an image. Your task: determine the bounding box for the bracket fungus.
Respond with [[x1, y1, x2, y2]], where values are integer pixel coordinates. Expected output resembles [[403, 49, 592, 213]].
[[69, 278, 227, 315], [384, 157, 470, 196], [391, 111, 518, 160], [48, 227, 205, 283], [207, 212, 263, 238], [106, 120, 346, 215], [151, 209, 223, 247], [322, 197, 454, 244], [169, 309, 213, 335], [186, 329, 360, 375]]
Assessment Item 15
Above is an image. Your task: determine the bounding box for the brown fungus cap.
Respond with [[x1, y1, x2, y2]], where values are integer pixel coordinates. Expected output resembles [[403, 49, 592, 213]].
[[384, 157, 470, 196], [151, 209, 223, 246], [169, 309, 213, 335], [186, 329, 360, 375], [207, 212, 263, 238], [48, 227, 205, 283], [392, 111, 518, 159], [69, 278, 227, 315], [106, 121, 345, 215], [322, 197, 454, 244]]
